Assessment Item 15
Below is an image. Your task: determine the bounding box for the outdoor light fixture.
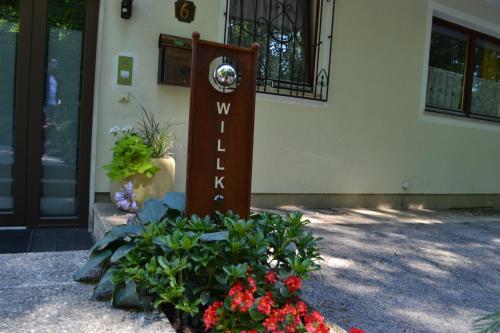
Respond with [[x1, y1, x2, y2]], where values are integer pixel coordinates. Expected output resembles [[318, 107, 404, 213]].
[[213, 64, 237, 87], [121, 0, 133, 19]]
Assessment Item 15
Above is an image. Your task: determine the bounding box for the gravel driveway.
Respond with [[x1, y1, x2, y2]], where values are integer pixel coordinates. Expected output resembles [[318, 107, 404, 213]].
[[284, 208, 500, 333]]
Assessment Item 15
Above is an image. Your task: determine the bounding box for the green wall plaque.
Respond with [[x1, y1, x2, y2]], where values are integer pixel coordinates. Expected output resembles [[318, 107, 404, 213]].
[[117, 55, 133, 86]]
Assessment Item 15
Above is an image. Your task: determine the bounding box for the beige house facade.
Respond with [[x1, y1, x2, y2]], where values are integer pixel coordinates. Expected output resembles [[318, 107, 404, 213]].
[[1, 0, 499, 228], [92, 0, 500, 212]]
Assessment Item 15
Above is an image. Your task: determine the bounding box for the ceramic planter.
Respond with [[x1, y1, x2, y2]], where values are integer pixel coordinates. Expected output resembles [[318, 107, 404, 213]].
[[110, 157, 175, 206]]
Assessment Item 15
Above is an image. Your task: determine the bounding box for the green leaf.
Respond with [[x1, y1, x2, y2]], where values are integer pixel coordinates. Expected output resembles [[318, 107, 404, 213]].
[[110, 243, 135, 263], [175, 299, 201, 315], [153, 236, 172, 255], [249, 306, 266, 321], [137, 198, 168, 223], [90, 224, 143, 252], [163, 192, 185, 212], [280, 286, 291, 298], [104, 133, 159, 181], [114, 280, 140, 308], [200, 291, 210, 305], [215, 274, 228, 285], [73, 250, 112, 281], [157, 256, 169, 268], [200, 231, 229, 242], [94, 267, 117, 300]]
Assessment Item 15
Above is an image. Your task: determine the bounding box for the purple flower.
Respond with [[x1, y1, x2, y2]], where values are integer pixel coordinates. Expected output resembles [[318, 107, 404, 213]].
[[114, 182, 138, 212]]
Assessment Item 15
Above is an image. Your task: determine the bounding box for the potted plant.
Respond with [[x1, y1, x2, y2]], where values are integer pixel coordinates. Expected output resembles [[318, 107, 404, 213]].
[[104, 106, 176, 208]]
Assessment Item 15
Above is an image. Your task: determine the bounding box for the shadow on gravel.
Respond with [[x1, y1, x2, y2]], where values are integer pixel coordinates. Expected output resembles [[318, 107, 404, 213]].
[[301, 217, 500, 333]]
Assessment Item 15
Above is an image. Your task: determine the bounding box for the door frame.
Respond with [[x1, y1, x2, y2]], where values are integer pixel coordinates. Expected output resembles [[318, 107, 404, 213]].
[[0, 0, 32, 227], [27, 0, 100, 227], [0, 0, 100, 227]]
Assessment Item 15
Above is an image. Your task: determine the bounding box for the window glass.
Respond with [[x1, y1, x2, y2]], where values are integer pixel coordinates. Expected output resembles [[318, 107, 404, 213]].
[[0, 1, 19, 212], [224, 0, 334, 101], [227, 0, 310, 86], [471, 38, 500, 117], [40, 0, 86, 217], [426, 24, 468, 111]]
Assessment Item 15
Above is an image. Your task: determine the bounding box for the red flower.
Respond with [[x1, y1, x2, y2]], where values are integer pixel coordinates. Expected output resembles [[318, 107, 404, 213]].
[[229, 281, 244, 296], [284, 275, 302, 293], [263, 315, 279, 331], [305, 320, 329, 333], [257, 292, 275, 315], [318, 322, 330, 333], [305, 322, 318, 333], [230, 290, 244, 311], [203, 301, 223, 330], [349, 328, 365, 333], [239, 290, 255, 312], [296, 301, 308, 316], [311, 311, 324, 324], [229, 280, 255, 313], [247, 276, 257, 293], [271, 308, 285, 323], [265, 271, 277, 285], [280, 303, 297, 317]]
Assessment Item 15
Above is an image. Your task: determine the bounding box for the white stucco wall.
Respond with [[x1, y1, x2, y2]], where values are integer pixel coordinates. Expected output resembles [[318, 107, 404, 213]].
[[92, 0, 500, 196]]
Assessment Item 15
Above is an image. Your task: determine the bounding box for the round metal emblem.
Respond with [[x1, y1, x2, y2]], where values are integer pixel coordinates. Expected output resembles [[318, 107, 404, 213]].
[[214, 64, 237, 87]]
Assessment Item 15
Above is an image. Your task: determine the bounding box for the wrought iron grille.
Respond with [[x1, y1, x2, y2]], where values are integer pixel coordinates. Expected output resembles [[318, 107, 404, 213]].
[[224, 0, 334, 102]]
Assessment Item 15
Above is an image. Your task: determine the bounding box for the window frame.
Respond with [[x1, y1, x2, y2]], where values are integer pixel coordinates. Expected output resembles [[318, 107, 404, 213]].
[[222, 0, 334, 102], [426, 17, 500, 123]]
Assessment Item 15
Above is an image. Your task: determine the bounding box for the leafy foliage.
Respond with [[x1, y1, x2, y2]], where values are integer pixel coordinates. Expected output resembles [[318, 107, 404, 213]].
[[473, 276, 500, 333], [137, 102, 177, 159], [74, 193, 322, 328], [474, 302, 500, 333], [103, 133, 159, 181]]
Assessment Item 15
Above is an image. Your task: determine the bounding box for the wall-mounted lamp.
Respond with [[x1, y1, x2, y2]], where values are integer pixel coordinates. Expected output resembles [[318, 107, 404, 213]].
[[121, 0, 133, 19]]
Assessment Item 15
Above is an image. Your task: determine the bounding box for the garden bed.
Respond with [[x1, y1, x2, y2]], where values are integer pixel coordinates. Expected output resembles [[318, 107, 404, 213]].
[[77, 194, 361, 333]]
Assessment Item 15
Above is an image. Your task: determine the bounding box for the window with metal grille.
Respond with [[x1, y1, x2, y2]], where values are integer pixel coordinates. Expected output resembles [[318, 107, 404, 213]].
[[224, 0, 334, 101]]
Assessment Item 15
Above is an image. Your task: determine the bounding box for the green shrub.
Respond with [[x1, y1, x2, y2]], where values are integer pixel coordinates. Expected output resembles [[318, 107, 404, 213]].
[[74, 194, 322, 327], [103, 133, 159, 181]]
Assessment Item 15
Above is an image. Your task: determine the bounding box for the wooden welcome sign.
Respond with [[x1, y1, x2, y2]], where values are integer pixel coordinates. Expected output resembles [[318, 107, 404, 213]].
[[185, 32, 259, 219]]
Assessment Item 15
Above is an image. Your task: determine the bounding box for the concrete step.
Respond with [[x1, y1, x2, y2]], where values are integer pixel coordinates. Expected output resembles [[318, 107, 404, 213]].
[[92, 202, 132, 241]]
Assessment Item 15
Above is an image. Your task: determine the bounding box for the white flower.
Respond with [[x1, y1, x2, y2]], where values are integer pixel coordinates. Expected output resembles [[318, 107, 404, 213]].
[[109, 126, 121, 135], [121, 125, 133, 132]]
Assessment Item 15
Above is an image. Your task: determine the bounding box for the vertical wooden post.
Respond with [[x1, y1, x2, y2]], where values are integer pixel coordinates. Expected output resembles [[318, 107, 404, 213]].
[[185, 32, 259, 219]]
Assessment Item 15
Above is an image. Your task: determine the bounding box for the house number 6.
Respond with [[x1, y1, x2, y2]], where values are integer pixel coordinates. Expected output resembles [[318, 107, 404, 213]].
[[175, 0, 196, 23], [180, 3, 189, 19]]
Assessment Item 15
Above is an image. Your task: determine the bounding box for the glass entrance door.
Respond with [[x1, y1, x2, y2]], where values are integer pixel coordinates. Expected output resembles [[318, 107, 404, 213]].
[[0, 1, 19, 215], [0, 0, 98, 227], [39, 0, 87, 217]]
